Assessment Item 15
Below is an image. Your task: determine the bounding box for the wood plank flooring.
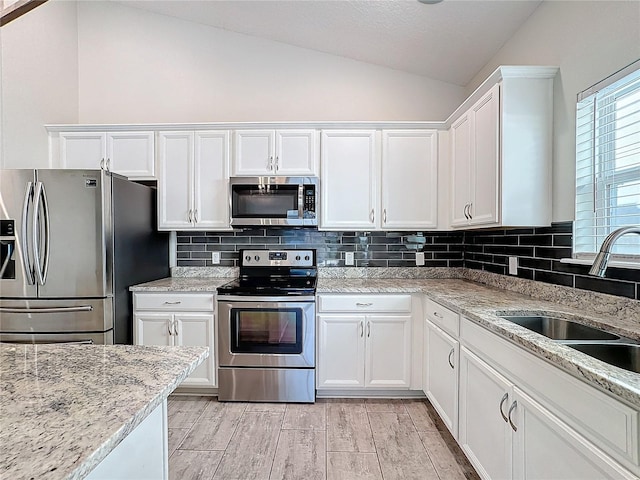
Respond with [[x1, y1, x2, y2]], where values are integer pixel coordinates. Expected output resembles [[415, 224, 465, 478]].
[[167, 396, 479, 480]]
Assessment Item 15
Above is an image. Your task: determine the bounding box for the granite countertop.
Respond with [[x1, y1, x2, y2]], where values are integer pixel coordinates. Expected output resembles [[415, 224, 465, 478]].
[[318, 277, 640, 408], [128, 274, 640, 407], [0, 344, 208, 480]]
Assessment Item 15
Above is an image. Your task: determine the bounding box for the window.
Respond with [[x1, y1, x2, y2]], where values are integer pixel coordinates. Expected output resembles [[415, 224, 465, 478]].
[[574, 61, 640, 262]]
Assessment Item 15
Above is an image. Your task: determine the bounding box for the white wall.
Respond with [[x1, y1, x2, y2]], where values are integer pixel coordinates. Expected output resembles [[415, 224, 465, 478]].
[[76, 1, 465, 123], [467, 0, 640, 223], [0, 0, 79, 168]]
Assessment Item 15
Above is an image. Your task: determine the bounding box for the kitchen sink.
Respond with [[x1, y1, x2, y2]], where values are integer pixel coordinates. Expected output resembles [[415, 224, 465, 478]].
[[499, 315, 620, 341], [566, 344, 640, 374]]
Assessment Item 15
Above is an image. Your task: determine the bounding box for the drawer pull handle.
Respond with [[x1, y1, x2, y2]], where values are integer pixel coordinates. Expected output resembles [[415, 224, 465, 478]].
[[356, 302, 373, 307], [367, 321, 371, 337], [164, 301, 182, 305], [167, 322, 173, 336], [360, 320, 364, 337], [173, 321, 179, 336], [508, 401, 518, 432], [499, 393, 509, 423], [447, 348, 455, 369], [433, 311, 443, 318]]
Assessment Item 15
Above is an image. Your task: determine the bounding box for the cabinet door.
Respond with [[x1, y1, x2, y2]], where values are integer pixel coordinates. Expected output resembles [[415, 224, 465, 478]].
[[320, 130, 378, 230], [450, 114, 471, 227], [317, 314, 366, 388], [275, 129, 318, 175], [381, 130, 438, 229], [459, 346, 513, 480], [157, 132, 194, 230], [194, 131, 230, 230], [512, 388, 636, 480], [469, 84, 500, 226], [175, 313, 215, 387], [424, 320, 459, 437], [106, 131, 155, 179], [365, 314, 411, 389], [233, 130, 275, 175], [134, 313, 173, 346], [59, 132, 106, 169]]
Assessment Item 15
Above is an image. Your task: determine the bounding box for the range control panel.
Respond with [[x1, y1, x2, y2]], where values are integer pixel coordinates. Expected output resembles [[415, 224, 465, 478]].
[[240, 249, 315, 267]]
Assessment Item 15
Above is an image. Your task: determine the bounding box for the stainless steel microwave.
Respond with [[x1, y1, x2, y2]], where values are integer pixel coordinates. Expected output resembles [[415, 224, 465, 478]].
[[229, 177, 319, 227]]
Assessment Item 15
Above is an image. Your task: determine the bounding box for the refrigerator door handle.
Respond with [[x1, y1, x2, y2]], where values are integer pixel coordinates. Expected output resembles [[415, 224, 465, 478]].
[[21, 181, 35, 284], [0, 305, 93, 314], [32, 182, 50, 285]]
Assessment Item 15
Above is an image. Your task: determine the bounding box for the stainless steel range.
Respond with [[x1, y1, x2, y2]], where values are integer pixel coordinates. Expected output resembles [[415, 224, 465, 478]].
[[217, 249, 317, 403]]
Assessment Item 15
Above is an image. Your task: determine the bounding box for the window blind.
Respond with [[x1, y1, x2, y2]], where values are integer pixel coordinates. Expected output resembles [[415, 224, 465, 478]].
[[574, 62, 640, 258]]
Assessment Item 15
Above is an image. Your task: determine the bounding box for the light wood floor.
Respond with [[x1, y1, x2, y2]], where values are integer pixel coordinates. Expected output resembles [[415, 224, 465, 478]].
[[167, 396, 480, 480]]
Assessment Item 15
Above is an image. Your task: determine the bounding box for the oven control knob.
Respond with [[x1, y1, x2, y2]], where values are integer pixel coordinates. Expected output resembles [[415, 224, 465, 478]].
[[295, 255, 301, 261], [245, 255, 251, 262], [304, 255, 310, 261], [254, 255, 260, 261]]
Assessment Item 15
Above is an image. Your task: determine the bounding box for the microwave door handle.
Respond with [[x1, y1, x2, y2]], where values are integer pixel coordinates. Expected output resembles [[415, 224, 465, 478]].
[[21, 181, 35, 284]]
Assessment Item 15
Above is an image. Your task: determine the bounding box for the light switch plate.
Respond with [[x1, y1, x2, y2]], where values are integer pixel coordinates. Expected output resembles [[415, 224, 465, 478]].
[[212, 252, 221, 264], [345, 251, 355, 266], [508, 256, 518, 275], [416, 252, 425, 266]]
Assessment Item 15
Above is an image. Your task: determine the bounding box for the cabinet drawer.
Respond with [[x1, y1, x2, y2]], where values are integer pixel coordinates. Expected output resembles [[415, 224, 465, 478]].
[[424, 297, 459, 336], [318, 294, 411, 313], [461, 317, 639, 470], [133, 293, 214, 312]]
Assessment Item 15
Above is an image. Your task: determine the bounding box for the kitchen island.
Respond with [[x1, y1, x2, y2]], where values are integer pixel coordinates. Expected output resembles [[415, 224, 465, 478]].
[[0, 344, 208, 480]]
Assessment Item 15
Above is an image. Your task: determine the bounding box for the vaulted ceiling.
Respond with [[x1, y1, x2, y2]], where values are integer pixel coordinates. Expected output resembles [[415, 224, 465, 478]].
[[113, 0, 543, 87]]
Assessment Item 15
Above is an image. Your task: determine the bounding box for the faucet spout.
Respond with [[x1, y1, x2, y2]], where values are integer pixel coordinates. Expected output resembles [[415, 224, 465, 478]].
[[588, 226, 640, 277]]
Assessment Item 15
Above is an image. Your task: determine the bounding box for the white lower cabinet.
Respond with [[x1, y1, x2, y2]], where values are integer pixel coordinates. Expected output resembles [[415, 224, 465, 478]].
[[424, 319, 459, 437], [317, 294, 412, 390], [452, 316, 639, 480], [133, 293, 216, 388]]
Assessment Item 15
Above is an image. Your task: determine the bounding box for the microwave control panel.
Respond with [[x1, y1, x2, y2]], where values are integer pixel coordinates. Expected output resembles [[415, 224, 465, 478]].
[[303, 185, 316, 218]]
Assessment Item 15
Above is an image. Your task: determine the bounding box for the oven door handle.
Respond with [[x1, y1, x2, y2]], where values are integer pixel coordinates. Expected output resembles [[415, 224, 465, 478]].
[[217, 295, 316, 303]]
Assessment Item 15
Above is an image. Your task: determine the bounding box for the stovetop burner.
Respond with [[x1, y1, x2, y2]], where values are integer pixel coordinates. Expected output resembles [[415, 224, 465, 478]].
[[217, 248, 317, 297]]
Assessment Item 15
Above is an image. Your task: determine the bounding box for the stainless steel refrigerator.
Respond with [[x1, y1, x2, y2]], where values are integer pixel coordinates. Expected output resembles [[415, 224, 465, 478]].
[[0, 169, 169, 344]]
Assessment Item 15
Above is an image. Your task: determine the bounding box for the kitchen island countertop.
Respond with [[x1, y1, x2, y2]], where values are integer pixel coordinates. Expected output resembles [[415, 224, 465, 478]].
[[0, 344, 208, 480]]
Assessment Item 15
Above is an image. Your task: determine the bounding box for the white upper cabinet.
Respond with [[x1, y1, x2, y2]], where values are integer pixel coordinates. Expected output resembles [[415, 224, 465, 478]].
[[233, 129, 318, 176], [57, 131, 155, 179], [320, 130, 378, 230], [321, 129, 438, 230], [158, 130, 230, 231], [381, 130, 438, 230], [448, 66, 557, 228]]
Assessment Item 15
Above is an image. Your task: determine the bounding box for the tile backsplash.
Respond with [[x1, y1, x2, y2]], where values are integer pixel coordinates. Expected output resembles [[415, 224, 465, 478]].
[[176, 222, 639, 300], [176, 229, 464, 268]]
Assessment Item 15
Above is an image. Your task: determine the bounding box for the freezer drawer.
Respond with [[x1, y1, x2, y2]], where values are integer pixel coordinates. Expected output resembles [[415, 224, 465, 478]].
[[0, 298, 113, 333]]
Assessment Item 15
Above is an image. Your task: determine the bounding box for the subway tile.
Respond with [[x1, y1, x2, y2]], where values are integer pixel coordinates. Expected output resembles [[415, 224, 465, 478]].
[[520, 258, 552, 271], [535, 222, 573, 234], [505, 228, 535, 236], [177, 245, 207, 252], [448, 260, 464, 267], [551, 261, 588, 275], [520, 235, 552, 246], [552, 234, 572, 247], [517, 268, 534, 280], [534, 270, 574, 288], [424, 260, 449, 267], [575, 276, 636, 299], [534, 246, 572, 259], [465, 261, 484, 270], [484, 263, 506, 275]]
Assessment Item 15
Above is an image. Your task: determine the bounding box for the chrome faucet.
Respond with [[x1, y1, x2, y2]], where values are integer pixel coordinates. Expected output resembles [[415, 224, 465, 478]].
[[588, 226, 640, 277]]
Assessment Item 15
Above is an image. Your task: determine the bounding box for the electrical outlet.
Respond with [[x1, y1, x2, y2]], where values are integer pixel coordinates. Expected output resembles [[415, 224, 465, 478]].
[[212, 251, 221, 264], [345, 251, 355, 266], [415, 252, 425, 266], [508, 256, 518, 275]]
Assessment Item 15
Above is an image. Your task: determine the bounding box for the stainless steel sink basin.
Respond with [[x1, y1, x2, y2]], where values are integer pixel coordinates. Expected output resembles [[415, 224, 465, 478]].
[[499, 315, 620, 341], [567, 344, 640, 374]]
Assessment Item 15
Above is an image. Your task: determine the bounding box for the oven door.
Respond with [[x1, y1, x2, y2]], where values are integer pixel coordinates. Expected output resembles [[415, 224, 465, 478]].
[[218, 297, 315, 368]]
